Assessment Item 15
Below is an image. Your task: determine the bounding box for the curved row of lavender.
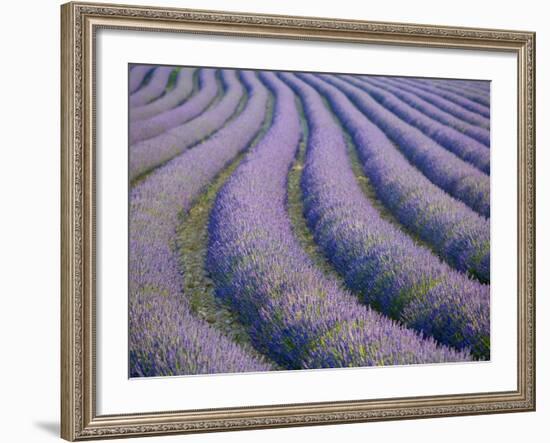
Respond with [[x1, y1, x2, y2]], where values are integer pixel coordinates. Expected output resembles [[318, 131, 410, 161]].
[[299, 73, 490, 285], [342, 75, 490, 173], [401, 78, 491, 119], [129, 68, 219, 144], [382, 77, 490, 129], [129, 67, 174, 108], [130, 68, 196, 122], [206, 71, 471, 370], [434, 79, 490, 99], [129, 69, 245, 182], [442, 78, 490, 90], [322, 74, 490, 218], [282, 73, 489, 359], [356, 76, 490, 148], [129, 70, 275, 377], [421, 78, 491, 108], [129, 65, 154, 94]]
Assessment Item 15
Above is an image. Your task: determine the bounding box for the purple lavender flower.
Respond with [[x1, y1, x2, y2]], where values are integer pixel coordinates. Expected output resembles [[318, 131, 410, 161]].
[[129, 68, 219, 144], [129, 67, 174, 108], [281, 72, 489, 358], [130, 68, 196, 122], [400, 77, 490, 119], [353, 75, 490, 148], [299, 73, 490, 285], [342, 74, 490, 172], [419, 78, 491, 108], [129, 70, 274, 376], [207, 71, 472, 369], [432, 79, 491, 99], [129, 65, 154, 94], [129, 69, 245, 181], [130, 292, 270, 377], [319, 74, 490, 218], [382, 77, 490, 129]]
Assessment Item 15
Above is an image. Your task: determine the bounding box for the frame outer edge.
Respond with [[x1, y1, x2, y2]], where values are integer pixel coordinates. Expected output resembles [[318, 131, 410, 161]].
[[528, 31, 536, 411], [532, 31, 536, 412], [518, 30, 535, 411], [60, 1, 536, 439], [61, 2, 77, 441]]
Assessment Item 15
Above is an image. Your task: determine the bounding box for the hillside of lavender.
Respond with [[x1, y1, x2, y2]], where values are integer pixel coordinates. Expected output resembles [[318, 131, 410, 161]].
[[128, 64, 490, 377]]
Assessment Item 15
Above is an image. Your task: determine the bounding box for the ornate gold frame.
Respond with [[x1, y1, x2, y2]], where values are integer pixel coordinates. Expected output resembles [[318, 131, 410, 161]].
[[60, 1, 536, 440]]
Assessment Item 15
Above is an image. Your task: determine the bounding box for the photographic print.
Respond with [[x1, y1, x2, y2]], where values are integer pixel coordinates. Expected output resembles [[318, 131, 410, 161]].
[[128, 64, 491, 378]]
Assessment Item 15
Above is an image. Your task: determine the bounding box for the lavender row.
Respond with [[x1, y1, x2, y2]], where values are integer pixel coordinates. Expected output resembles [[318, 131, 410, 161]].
[[343, 75, 490, 173], [321, 74, 490, 218], [300, 73, 490, 284], [129, 68, 219, 144], [382, 77, 490, 129], [430, 78, 490, 91], [129, 65, 153, 94], [130, 69, 244, 182], [129, 67, 174, 108], [207, 72, 471, 370], [419, 78, 491, 108], [401, 77, 491, 119], [434, 79, 490, 98], [357, 76, 490, 148], [282, 73, 489, 358], [129, 70, 274, 377], [130, 292, 270, 376], [130, 68, 195, 122], [445, 78, 490, 91]]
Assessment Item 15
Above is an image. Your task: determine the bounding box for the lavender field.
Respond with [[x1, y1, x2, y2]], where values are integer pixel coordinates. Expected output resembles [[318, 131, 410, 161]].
[[128, 64, 490, 377]]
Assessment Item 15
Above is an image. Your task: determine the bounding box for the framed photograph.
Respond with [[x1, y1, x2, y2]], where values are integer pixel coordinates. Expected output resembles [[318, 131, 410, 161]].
[[61, 1, 536, 440]]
